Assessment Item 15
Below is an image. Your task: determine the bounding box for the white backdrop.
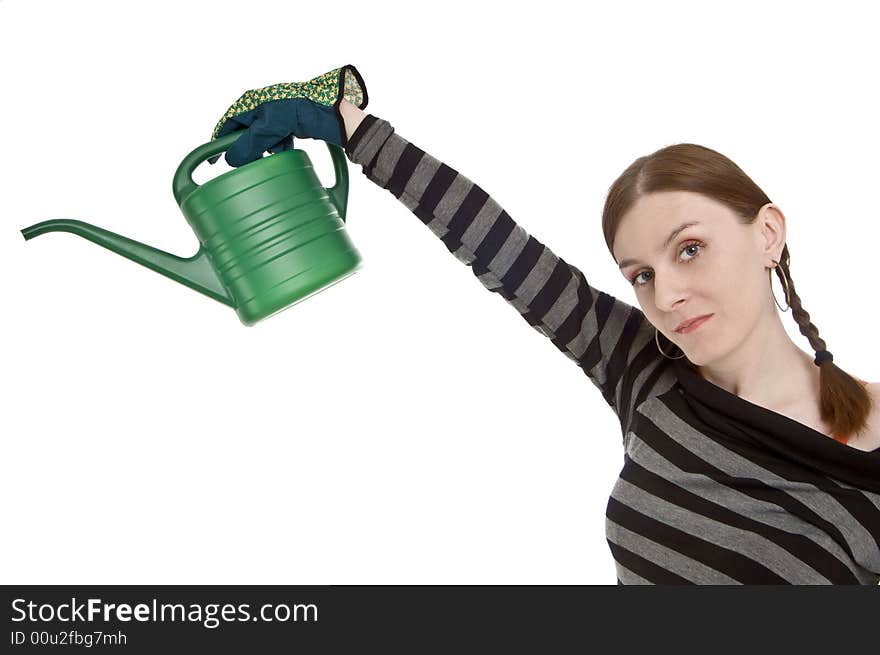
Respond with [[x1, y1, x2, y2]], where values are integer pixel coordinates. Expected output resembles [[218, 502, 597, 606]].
[[1, 0, 878, 584]]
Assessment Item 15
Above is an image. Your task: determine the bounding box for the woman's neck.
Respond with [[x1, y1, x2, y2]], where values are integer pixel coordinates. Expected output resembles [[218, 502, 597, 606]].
[[695, 313, 817, 411]]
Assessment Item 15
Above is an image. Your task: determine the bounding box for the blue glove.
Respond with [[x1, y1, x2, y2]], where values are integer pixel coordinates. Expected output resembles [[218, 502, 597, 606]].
[[207, 64, 368, 168], [208, 97, 345, 167]]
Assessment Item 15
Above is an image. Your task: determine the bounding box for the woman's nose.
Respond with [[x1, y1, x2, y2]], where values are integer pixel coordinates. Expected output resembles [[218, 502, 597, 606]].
[[653, 271, 689, 312]]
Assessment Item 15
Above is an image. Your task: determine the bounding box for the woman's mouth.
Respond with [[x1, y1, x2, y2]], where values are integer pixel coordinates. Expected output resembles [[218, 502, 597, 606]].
[[675, 314, 713, 334]]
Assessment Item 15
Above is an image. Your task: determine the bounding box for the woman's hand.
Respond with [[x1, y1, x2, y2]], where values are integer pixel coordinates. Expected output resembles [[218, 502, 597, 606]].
[[211, 97, 343, 167], [207, 65, 368, 168], [339, 99, 368, 143]]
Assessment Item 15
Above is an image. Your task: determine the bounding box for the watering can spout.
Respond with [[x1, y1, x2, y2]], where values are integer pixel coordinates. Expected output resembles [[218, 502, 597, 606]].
[[21, 219, 234, 306]]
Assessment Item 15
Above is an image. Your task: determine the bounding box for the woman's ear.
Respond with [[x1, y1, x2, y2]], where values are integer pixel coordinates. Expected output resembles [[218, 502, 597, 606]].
[[756, 203, 786, 262]]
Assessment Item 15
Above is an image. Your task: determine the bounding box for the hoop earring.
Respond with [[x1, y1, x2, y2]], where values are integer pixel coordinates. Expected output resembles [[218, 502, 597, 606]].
[[769, 258, 791, 312], [655, 328, 686, 359]]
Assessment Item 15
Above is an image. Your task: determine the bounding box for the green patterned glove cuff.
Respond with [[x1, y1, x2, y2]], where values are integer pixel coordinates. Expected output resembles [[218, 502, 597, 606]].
[[211, 64, 368, 141]]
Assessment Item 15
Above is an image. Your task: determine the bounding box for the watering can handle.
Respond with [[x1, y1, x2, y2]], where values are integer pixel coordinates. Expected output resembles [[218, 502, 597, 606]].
[[171, 132, 350, 221]]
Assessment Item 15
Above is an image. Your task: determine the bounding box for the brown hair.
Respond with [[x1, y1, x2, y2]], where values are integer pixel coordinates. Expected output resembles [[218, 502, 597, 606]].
[[601, 143, 872, 441]]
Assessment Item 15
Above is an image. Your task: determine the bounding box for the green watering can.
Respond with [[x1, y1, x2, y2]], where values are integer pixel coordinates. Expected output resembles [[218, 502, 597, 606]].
[[20, 131, 363, 325]]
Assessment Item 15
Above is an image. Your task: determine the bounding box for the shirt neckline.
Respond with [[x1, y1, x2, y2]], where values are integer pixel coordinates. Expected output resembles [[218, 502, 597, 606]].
[[672, 356, 880, 493]]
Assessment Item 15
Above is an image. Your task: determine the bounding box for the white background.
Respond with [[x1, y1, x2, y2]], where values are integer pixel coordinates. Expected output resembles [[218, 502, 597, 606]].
[[1, 0, 878, 584]]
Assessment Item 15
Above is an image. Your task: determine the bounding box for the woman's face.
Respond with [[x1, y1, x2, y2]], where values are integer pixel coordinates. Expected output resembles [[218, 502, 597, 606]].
[[612, 190, 785, 366]]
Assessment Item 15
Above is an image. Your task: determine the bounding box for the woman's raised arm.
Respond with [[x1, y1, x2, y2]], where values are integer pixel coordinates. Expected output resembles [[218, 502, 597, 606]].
[[340, 102, 673, 432]]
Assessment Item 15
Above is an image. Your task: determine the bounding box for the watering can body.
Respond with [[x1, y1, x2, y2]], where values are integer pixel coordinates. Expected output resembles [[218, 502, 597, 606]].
[[21, 131, 362, 325]]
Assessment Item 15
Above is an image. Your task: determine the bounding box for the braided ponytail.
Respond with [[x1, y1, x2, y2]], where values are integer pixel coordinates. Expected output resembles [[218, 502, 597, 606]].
[[776, 243, 873, 440]]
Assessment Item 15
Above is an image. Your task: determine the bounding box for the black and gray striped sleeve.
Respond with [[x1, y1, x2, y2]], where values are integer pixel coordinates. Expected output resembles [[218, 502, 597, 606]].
[[343, 114, 666, 419]]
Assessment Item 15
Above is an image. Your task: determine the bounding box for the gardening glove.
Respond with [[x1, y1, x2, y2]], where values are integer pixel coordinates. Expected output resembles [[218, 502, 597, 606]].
[[208, 64, 368, 168]]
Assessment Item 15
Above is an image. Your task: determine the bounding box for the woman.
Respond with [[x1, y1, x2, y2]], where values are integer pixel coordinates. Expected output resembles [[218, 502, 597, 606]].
[[211, 65, 880, 584]]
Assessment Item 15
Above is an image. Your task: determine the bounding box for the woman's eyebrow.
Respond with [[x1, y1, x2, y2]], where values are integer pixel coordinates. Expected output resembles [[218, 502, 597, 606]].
[[617, 221, 701, 269]]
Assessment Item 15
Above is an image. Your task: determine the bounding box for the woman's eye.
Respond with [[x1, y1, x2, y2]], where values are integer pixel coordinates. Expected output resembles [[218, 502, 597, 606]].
[[630, 271, 652, 287], [629, 241, 704, 288], [681, 241, 702, 262]]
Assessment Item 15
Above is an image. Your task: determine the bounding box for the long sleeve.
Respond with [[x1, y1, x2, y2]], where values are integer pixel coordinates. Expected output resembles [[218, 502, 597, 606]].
[[343, 114, 671, 431]]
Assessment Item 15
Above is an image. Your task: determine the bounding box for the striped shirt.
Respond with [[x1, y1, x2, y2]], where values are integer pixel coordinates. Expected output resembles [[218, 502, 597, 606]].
[[343, 114, 880, 585]]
